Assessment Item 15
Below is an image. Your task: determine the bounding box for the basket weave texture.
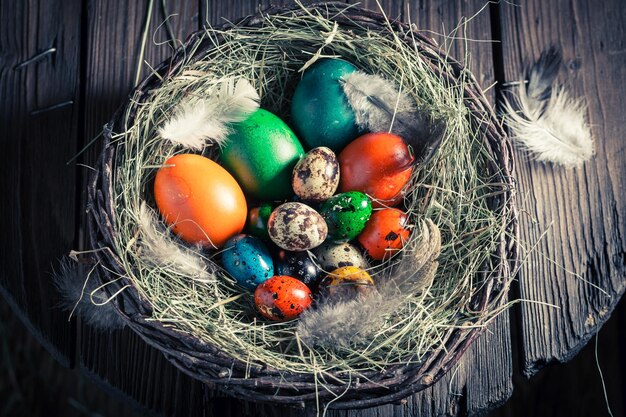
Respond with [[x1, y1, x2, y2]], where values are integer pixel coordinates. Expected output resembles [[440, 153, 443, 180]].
[[86, 2, 518, 409]]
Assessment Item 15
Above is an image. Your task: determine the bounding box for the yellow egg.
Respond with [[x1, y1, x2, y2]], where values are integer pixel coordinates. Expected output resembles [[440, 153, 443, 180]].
[[319, 266, 375, 300]]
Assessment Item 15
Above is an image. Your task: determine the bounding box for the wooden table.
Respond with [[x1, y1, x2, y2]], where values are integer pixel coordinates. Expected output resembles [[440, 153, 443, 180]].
[[1, 1, 624, 416]]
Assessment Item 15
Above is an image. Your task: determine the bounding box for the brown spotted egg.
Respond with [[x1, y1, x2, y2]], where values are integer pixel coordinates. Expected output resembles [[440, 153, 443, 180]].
[[268, 202, 328, 251], [292, 147, 340, 202]]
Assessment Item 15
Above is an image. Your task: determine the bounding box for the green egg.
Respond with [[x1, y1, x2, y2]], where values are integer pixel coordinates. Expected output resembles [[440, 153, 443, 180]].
[[291, 59, 359, 152], [320, 191, 373, 242], [221, 109, 304, 201], [247, 203, 273, 240]]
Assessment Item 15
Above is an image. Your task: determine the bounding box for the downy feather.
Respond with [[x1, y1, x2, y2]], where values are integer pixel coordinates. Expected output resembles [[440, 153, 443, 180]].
[[52, 257, 126, 330], [297, 220, 441, 347], [296, 290, 388, 347], [341, 71, 446, 164], [137, 202, 214, 282], [341, 71, 416, 133], [385, 219, 441, 294], [158, 78, 260, 150], [501, 47, 593, 167]]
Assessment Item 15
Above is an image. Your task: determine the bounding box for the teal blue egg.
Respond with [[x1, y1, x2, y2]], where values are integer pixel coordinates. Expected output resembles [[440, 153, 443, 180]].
[[222, 234, 274, 290], [319, 191, 372, 242], [291, 59, 359, 151]]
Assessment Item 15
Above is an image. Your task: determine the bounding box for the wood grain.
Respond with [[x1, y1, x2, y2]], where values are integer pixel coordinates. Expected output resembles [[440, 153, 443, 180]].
[[2, 0, 625, 416], [491, 297, 626, 417], [8, 0, 626, 416], [498, 0, 626, 377], [0, 0, 82, 367]]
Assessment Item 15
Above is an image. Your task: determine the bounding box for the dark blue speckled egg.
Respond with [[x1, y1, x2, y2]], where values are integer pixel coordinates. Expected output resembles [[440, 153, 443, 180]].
[[222, 234, 274, 290], [276, 250, 323, 289]]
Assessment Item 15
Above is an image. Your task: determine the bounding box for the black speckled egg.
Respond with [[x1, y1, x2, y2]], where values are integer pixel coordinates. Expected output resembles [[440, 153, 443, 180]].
[[222, 234, 274, 290], [276, 250, 323, 289]]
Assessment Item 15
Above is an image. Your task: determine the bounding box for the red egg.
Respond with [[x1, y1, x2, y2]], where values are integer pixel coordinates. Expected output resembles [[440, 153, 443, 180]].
[[358, 208, 411, 261], [338, 132, 413, 207], [254, 275, 313, 321], [154, 153, 247, 248]]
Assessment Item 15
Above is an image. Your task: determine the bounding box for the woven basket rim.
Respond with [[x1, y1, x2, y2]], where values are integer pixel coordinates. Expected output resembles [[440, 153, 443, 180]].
[[85, 2, 518, 409]]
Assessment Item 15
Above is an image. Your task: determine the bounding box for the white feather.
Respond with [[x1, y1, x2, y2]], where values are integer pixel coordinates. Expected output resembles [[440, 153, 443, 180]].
[[501, 48, 593, 168], [341, 71, 446, 164], [213, 78, 261, 124], [137, 202, 214, 282], [158, 99, 215, 150], [158, 78, 260, 150], [341, 71, 417, 136]]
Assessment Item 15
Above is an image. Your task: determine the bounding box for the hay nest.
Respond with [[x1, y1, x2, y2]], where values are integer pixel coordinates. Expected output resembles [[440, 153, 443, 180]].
[[85, 1, 518, 409]]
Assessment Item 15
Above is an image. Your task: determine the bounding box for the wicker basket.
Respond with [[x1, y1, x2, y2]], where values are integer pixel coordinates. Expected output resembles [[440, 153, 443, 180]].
[[85, 2, 518, 409]]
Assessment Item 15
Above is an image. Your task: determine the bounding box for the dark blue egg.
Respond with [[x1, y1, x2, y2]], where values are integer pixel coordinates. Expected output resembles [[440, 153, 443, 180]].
[[276, 250, 323, 289], [222, 234, 274, 290]]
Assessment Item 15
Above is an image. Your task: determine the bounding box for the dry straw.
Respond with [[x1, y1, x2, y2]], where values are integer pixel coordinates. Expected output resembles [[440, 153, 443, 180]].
[[86, 2, 517, 410]]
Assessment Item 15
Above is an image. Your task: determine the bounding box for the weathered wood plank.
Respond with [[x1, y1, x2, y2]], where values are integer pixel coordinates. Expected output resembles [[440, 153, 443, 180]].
[[0, 0, 82, 367], [491, 296, 626, 417], [77, 2, 205, 416], [498, 0, 626, 377]]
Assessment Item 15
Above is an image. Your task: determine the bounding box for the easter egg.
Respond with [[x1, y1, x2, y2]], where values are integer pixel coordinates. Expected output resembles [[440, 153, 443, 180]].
[[358, 208, 411, 261], [254, 275, 313, 321], [276, 250, 323, 289], [247, 203, 273, 240], [319, 266, 375, 300], [292, 147, 340, 202], [222, 234, 274, 290], [154, 153, 247, 248], [267, 202, 328, 251], [291, 59, 359, 151], [319, 191, 372, 242], [313, 242, 369, 271], [339, 132, 414, 207], [221, 109, 304, 201]]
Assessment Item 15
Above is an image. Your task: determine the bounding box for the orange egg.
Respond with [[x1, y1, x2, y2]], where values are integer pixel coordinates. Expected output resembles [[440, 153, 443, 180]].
[[338, 132, 413, 207], [154, 154, 247, 248], [358, 208, 411, 261], [254, 276, 312, 321]]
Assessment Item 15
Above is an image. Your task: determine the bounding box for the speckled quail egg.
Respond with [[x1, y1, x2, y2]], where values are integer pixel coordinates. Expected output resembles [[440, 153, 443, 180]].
[[267, 202, 328, 251]]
